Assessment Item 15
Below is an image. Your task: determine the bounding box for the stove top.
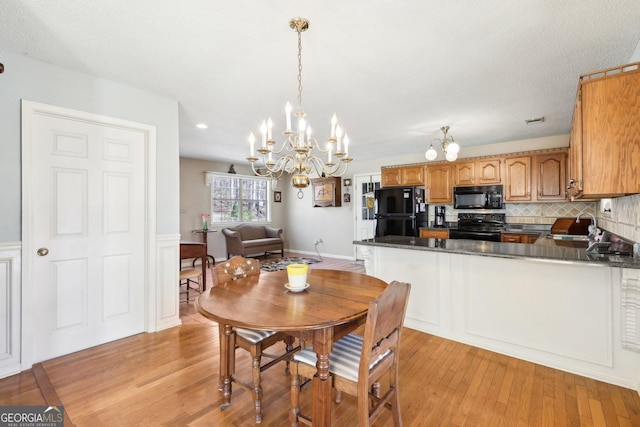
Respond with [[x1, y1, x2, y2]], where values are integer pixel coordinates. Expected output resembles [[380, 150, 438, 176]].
[[456, 213, 506, 231]]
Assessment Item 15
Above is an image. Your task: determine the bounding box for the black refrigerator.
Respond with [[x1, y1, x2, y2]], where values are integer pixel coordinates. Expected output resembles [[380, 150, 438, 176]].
[[374, 187, 428, 237]]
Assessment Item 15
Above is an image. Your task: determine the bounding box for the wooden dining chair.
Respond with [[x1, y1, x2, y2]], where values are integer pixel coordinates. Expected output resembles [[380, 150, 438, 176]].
[[179, 268, 202, 303], [215, 256, 299, 424], [289, 280, 411, 427]]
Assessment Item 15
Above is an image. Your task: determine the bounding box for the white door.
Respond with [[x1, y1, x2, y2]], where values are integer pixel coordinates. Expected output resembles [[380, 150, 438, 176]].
[[353, 173, 381, 260], [23, 103, 147, 363]]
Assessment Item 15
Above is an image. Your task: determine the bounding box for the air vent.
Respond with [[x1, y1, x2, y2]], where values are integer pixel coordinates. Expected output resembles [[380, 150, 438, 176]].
[[525, 116, 545, 125]]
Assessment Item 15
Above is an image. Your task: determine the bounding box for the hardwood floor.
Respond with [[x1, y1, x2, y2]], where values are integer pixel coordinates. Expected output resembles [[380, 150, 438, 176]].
[[3, 252, 640, 426]]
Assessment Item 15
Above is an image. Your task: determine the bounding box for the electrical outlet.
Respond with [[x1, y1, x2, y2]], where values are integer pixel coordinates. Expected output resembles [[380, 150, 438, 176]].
[[314, 238, 323, 245]]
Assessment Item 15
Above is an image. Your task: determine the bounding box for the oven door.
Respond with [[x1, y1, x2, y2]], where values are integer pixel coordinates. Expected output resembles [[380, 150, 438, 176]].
[[449, 229, 501, 242]]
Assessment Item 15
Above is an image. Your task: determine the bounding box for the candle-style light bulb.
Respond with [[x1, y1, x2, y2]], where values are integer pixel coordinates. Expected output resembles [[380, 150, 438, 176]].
[[336, 125, 343, 152], [343, 133, 349, 157], [285, 102, 292, 131], [249, 132, 255, 157], [330, 113, 337, 138], [306, 125, 312, 142], [267, 117, 273, 140], [260, 120, 267, 147]]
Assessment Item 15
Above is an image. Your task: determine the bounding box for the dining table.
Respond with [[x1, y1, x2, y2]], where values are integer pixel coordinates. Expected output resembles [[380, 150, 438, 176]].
[[195, 268, 389, 427]]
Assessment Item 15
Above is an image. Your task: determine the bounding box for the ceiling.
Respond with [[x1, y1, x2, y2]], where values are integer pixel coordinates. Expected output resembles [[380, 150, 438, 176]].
[[2, 1, 640, 164]]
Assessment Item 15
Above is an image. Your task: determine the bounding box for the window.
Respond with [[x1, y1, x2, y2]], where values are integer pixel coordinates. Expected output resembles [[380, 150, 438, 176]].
[[208, 173, 270, 224]]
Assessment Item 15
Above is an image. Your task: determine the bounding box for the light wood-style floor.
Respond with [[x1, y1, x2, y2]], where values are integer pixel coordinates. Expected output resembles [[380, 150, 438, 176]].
[[2, 253, 640, 426]]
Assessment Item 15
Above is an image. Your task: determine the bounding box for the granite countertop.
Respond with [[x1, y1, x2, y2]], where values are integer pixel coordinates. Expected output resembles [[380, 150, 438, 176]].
[[354, 235, 640, 269]]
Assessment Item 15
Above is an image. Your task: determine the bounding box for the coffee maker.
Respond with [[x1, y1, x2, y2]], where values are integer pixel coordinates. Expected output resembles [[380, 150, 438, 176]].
[[434, 205, 446, 227]]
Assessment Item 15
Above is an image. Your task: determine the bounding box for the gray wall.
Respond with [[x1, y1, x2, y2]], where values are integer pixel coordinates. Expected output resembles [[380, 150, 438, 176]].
[[179, 158, 287, 261], [0, 52, 180, 241]]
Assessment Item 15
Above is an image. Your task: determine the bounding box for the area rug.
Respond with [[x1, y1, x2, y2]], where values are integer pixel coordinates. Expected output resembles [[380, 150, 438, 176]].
[[260, 257, 320, 272]]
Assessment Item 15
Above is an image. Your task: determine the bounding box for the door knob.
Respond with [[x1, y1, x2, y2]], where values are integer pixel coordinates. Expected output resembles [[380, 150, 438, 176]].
[[37, 247, 49, 256]]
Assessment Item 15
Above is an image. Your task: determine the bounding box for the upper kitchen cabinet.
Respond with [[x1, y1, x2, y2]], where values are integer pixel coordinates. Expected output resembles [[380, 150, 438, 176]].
[[425, 164, 452, 203], [505, 151, 568, 202], [536, 152, 567, 201], [381, 165, 424, 187], [454, 159, 501, 186], [569, 62, 640, 199], [381, 167, 401, 187], [504, 156, 531, 202]]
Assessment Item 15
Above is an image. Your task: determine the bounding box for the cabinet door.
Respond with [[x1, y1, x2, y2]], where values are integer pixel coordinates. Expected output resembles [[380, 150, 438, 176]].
[[505, 156, 531, 201], [420, 229, 449, 239], [501, 233, 523, 243], [454, 162, 475, 186], [381, 167, 402, 187], [401, 165, 424, 186], [477, 159, 501, 184], [581, 71, 640, 195], [426, 165, 452, 203], [568, 88, 584, 198], [536, 153, 567, 201], [525, 234, 539, 244]]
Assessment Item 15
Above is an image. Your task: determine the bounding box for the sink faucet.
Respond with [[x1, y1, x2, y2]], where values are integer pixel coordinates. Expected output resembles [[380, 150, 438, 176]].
[[576, 213, 598, 239]]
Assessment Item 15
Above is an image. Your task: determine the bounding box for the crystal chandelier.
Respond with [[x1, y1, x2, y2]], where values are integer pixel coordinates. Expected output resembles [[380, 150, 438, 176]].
[[425, 126, 460, 162], [246, 17, 352, 198]]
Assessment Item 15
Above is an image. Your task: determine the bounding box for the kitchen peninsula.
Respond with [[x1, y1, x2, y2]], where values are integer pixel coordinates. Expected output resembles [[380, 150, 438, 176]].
[[355, 236, 640, 391]]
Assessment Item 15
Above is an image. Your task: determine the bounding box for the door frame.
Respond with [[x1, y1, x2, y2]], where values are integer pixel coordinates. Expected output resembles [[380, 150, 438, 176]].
[[21, 100, 157, 370], [352, 172, 381, 260]]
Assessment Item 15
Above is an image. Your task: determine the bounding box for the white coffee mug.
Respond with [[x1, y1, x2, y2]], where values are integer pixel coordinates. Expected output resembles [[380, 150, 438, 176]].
[[286, 263, 308, 288]]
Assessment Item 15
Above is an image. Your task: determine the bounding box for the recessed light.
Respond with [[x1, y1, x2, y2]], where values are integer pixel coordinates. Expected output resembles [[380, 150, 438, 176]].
[[196, 123, 208, 129], [525, 116, 545, 125]]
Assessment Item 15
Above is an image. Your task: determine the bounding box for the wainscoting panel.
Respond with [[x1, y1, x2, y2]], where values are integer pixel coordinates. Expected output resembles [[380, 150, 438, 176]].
[[156, 235, 181, 331], [0, 243, 21, 378]]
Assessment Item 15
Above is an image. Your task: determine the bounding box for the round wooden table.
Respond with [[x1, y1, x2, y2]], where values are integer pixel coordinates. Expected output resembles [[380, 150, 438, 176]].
[[195, 268, 388, 427]]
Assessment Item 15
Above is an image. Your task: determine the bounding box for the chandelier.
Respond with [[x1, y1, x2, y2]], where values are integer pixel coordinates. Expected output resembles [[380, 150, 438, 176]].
[[425, 126, 460, 162], [246, 17, 352, 198]]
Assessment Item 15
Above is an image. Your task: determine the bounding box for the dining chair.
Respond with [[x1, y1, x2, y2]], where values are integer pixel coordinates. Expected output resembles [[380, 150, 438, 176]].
[[179, 268, 202, 303], [215, 256, 299, 424], [289, 280, 411, 427]]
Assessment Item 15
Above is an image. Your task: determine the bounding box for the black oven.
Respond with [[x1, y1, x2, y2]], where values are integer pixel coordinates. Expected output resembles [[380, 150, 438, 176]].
[[453, 185, 503, 209]]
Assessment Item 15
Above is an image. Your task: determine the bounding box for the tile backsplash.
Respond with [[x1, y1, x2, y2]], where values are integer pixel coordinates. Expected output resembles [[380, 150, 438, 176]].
[[597, 194, 640, 243], [432, 202, 596, 226], [431, 196, 638, 243]]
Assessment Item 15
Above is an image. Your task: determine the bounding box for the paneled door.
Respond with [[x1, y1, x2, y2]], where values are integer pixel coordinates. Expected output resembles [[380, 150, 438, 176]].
[[22, 102, 150, 364], [354, 174, 380, 260]]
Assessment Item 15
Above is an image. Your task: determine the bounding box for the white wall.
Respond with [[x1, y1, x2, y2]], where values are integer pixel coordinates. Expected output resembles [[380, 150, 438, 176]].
[[0, 52, 180, 240]]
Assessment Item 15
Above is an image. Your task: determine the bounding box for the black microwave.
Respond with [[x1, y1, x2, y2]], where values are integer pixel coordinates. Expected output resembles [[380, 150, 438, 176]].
[[453, 185, 504, 209]]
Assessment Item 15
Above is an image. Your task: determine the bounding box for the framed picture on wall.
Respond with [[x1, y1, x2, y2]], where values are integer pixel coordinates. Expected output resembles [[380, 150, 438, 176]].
[[311, 177, 342, 207], [274, 191, 282, 203]]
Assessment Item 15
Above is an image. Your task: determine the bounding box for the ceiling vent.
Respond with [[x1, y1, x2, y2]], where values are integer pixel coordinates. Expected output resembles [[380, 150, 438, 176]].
[[525, 116, 545, 125]]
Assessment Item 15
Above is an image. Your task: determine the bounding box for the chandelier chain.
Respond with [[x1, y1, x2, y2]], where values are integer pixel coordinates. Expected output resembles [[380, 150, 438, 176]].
[[246, 17, 352, 195], [297, 28, 303, 111]]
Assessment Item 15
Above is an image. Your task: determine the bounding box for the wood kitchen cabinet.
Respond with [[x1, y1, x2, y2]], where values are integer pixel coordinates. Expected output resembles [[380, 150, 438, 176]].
[[504, 156, 531, 201], [381, 167, 401, 187], [425, 164, 452, 203], [568, 62, 640, 198], [401, 165, 424, 186], [501, 233, 539, 244], [420, 228, 449, 239], [454, 159, 501, 186], [381, 165, 424, 187], [536, 152, 567, 201]]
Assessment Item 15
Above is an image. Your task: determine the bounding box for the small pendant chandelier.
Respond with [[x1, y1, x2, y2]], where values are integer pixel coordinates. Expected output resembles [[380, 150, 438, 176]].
[[425, 126, 460, 162], [246, 17, 352, 198]]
